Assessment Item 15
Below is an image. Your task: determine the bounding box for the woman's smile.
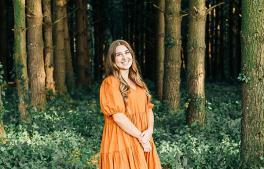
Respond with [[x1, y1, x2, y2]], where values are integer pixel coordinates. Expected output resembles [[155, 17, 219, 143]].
[[115, 45, 133, 70]]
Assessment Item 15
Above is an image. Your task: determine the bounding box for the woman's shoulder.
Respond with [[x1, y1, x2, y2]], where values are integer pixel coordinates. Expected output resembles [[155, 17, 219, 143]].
[[101, 75, 120, 87]]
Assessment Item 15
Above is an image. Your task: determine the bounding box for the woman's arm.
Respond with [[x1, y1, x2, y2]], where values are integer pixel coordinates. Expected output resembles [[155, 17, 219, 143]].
[[112, 113, 142, 139], [147, 109, 154, 133], [140, 109, 154, 143], [112, 113, 152, 152]]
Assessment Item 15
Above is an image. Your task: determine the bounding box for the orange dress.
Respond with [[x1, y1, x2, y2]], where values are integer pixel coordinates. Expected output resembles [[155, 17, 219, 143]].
[[99, 75, 162, 169]]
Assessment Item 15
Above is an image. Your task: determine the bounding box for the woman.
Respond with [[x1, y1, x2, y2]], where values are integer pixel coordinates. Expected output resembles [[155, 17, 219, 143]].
[[99, 40, 162, 169]]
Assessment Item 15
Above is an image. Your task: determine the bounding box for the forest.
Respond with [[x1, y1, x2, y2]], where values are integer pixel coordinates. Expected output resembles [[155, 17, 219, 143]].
[[0, 0, 263, 168]]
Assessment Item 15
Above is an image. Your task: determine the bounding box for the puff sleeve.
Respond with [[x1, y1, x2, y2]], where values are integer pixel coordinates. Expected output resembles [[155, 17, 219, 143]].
[[99, 76, 126, 116], [147, 100, 154, 110]]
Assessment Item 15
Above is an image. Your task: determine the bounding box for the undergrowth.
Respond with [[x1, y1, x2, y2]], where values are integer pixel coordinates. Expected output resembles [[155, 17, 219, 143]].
[[0, 82, 241, 169]]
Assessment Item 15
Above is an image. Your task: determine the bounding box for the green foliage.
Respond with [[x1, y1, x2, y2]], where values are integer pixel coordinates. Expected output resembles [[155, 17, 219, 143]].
[[1, 87, 102, 168], [154, 83, 241, 169], [237, 73, 251, 83], [0, 82, 242, 168]]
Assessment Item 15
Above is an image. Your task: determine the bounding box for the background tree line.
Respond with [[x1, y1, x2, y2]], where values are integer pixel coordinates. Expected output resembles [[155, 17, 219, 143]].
[[0, 0, 263, 168]]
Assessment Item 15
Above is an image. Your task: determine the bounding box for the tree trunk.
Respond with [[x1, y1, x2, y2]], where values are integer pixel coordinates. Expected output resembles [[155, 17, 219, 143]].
[[155, 0, 165, 100], [63, 5, 75, 91], [13, 0, 30, 121], [186, 0, 206, 127], [0, 120, 5, 142], [230, 1, 241, 79], [76, 0, 90, 86], [27, 0, 46, 107], [54, 0, 67, 93], [42, 0, 55, 94], [206, 1, 213, 79], [240, 1, 264, 167], [215, 4, 222, 80], [163, 0, 182, 109], [211, 2, 217, 80], [222, 0, 231, 79]]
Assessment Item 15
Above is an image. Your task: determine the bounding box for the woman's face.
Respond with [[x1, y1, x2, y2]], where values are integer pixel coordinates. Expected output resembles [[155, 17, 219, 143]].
[[114, 45, 133, 70]]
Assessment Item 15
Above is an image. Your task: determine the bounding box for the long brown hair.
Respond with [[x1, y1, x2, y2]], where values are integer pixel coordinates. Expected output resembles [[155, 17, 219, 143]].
[[105, 39, 151, 106]]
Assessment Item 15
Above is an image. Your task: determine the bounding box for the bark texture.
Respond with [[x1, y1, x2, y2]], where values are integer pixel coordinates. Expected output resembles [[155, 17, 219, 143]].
[[63, 6, 75, 91], [27, 0, 46, 107], [186, 0, 206, 127], [241, 1, 264, 167], [76, 0, 90, 86], [54, 0, 67, 93], [155, 0, 165, 100], [163, 0, 182, 109], [43, 0, 55, 93], [14, 0, 30, 121]]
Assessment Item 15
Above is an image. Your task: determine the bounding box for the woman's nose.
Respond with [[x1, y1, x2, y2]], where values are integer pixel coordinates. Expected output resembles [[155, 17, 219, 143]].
[[120, 53, 126, 58]]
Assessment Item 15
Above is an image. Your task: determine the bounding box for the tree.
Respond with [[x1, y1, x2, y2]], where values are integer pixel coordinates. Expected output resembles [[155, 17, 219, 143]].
[[222, 0, 231, 79], [63, 5, 75, 91], [14, 0, 30, 121], [27, 0, 46, 107], [230, 0, 241, 79], [54, 0, 67, 93], [155, 0, 165, 100], [163, 0, 182, 109], [240, 1, 264, 167], [186, 0, 206, 126], [43, 0, 55, 93], [76, 0, 91, 86]]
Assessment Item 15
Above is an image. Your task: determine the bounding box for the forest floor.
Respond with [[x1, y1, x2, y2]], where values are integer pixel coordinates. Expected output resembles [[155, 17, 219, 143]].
[[0, 81, 241, 169]]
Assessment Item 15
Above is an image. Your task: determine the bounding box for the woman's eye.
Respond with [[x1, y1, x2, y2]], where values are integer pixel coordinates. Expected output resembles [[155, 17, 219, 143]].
[[125, 51, 130, 54]]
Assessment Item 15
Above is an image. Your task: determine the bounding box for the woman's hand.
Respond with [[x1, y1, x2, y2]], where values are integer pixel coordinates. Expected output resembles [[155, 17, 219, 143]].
[[140, 140, 152, 152], [140, 128, 153, 144]]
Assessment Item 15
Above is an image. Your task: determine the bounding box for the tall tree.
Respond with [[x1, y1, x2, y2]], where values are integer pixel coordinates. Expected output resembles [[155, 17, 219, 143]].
[[186, 0, 206, 126], [14, 0, 30, 121], [214, 4, 223, 80], [205, 1, 213, 79], [63, 5, 75, 91], [54, 0, 67, 93], [230, 0, 241, 78], [240, 0, 264, 167], [155, 0, 165, 100], [27, 0, 46, 107], [163, 0, 182, 109], [76, 0, 91, 86], [222, 0, 231, 79], [43, 0, 55, 93]]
